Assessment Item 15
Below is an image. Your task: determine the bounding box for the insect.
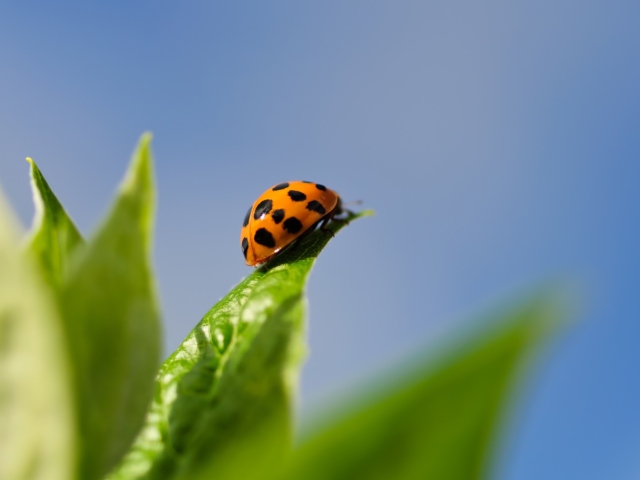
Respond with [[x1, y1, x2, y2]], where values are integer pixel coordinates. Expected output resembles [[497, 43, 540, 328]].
[[240, 181, 343, 266]]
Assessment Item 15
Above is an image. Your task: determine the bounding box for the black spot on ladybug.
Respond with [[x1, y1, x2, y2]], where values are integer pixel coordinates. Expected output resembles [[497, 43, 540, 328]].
[[254, 199, 273, 219], [315, 184, 327, 191], [288, 190, 307, 202], [306, 200, 326, 215], [243, 206, 251, 227], [283, 217, 303, 234], [302, 180, 313, 183], [241, 237, 249, 258], [272, 209, 285, 224], [272, 182, 289, 191], [254, 228, 276, 248]]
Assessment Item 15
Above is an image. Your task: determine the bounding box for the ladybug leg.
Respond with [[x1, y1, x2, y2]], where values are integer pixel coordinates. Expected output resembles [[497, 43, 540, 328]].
[[319, 205, 354, 238], [319, 216, 336, 238], [331, 215, 350, 226], [288, 237, 302, 252]]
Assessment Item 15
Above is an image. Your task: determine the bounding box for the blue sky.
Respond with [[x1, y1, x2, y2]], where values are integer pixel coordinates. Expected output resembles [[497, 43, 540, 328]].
[[1, 2, 639, 479]]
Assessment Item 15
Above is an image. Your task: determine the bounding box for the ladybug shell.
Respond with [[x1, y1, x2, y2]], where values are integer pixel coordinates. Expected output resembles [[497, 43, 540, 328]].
[[240, 181, 340, 266]]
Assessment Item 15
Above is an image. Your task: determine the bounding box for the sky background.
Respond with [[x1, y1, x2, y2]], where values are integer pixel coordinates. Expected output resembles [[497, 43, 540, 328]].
[[1, 2, 639, 479]]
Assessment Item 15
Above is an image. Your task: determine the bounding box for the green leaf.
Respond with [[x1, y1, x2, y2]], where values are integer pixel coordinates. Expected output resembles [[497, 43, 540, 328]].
[[110, 210, 373, 480], [0, 189, 76, 480], [26, 157, 83, 287], [276, 293, 566, 480], [58, 134, 162, 480]]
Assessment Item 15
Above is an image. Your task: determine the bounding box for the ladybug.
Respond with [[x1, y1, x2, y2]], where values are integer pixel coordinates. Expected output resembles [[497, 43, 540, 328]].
[[240, 181, 343, 266]]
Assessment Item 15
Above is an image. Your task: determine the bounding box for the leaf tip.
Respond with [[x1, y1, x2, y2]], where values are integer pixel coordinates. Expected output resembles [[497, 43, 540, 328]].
[[141, 130, 154, 144], [530, 280, 581, 332], [341, 208, 375, 225], [136, 132, 154, 161], [25, 157, 42, 181], [25, 158, 46, 233], [135, 132, 153, 166], [26, 158, 45, 184], [121, 133, 155, 196], [358, 208, 375, 218]]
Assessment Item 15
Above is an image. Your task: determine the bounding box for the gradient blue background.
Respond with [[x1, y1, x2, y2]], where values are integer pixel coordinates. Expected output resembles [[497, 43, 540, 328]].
[[1, 2, 639, 479]]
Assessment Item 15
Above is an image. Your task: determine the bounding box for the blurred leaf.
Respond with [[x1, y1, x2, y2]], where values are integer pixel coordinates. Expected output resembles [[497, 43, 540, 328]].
[[26, 157, 83, 287], [0, 189, 76, 480], [110, 210, 373, 480], [276, 294, 565, 480], [58, 134, 162, 480]]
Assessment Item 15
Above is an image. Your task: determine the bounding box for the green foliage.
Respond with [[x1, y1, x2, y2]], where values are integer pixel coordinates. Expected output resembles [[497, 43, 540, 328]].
[[274, 298, 560, 480], [110, 206, 371, 480], [5, 135, 162, 480], [26, 157, 83, 287], [0, 134, 566, 480], [0, 185, 75, 480], [53, 135, 162, 480]]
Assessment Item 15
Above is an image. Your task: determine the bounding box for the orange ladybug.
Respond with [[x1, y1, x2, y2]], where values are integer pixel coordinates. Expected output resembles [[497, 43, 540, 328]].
[[240, 181, 343, 266]]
